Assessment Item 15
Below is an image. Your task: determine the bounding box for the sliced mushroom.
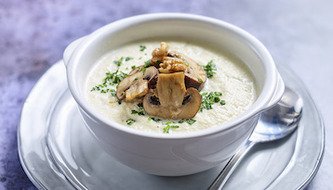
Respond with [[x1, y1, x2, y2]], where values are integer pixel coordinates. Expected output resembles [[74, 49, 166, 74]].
[[125, 79, 148, 101], [116, 71, 143, 100], [156, 72, 186, 108], [184, 61, 206, 91], [177, 88, 202, 118], [116, 66, 158, 101], [128, 66, 142, 75], [168, 51, 207, 91], [143, 72, 202, 119], [143, 66, 159, 81], [148, 75, 158, 89], [144, 66, 159, 89]]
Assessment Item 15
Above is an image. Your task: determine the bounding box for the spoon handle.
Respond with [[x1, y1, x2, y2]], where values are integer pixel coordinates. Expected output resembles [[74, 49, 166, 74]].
[[208, 141, 256, 190]]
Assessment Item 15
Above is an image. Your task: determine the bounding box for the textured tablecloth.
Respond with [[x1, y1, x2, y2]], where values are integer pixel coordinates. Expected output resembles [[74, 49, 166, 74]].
[[1, 0, 332, 189]]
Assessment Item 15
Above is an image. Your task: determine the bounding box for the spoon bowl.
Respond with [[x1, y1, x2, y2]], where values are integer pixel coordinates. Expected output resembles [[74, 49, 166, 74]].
[[209, 87, 303, 190]]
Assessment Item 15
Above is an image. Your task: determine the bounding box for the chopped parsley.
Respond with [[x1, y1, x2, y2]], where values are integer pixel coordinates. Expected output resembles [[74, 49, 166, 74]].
[[126, 118, 135, 125], [148, 117, 162, 122], [113, 57, 124, 67], [125, 57, 133, 61], [141, 59, 151, 72], [103, 70, 128, 85], [162, 122, 179, 133], [178, 118, 196, 125], [204, 60, 216, 78], [139, 45, 146, 52], [220, 99, 226, 105], [90, 85, 115, 94], [113, 56, 133, 67], [91, 84, 106, 92], [144, 60, 151, 67], [91, 70, 127, 94], [131, 109, 145, 116], [200, 91, 225, 111], [131, 104, 145, 116]]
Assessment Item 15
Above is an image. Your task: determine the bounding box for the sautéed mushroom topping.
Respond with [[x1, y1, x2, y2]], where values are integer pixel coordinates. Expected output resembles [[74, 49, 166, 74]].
[[116, 42, 205, 119]]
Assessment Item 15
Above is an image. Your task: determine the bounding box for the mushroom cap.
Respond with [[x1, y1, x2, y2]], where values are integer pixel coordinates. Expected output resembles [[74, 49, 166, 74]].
[[125, 79, 148, 102], [176, 88, 202, 119], [143, 88, 201, 119], [156, 72, 186, 107], [116, 71, 143, 100], [116, 66, 158, 101], [168, 51, 206, 91], [143, 72, 202, 119]]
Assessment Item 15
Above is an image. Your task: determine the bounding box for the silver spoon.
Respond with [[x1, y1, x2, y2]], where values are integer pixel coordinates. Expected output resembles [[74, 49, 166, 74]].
[[208, 87, 303, 190]]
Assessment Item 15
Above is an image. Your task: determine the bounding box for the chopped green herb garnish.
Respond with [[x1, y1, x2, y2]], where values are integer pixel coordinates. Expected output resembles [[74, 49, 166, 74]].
[[162, 123, 179, 133], [220, 100, 226, 105], [141, 59, 151, 72], [113, 57, 133, 67], [126, 118, 135, 125], [92, 88, 116, 96], [139, 45, 146, 52], [131, 105, 145, 116], [110, 89, 116, 96], [204, 60, 216, 78], [114, 57, 124, 67], [91, 84, 106, 92], [165, 121, 174, 125], [179, 118, 196, 125], [144, 60, 151, 67], [91, 70, 127, 94], [131, 109, 145, 116], [200, 91, 225, 111], [148, 117, 162, 122], [125, 57, 133, 61], [103, 70, 128, 85], [131, 65, 137, 70]]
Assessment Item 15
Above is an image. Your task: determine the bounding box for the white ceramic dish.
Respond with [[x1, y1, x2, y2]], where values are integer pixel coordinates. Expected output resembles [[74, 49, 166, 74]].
[[18, 61, 324, 189], [63, 13, 284, 176]]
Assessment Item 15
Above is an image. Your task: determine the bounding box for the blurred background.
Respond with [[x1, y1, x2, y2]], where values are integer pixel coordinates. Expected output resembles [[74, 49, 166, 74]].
[[1, 0, 332, 189]]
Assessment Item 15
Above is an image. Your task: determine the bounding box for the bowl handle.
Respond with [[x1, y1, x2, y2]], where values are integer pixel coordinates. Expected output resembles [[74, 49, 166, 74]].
[[263, 72, 285, 110], [63, 37, 86, 67]]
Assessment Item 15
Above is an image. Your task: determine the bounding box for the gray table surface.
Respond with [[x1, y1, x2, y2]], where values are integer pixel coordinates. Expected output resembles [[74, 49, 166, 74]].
[[1, 0, 332, 189]]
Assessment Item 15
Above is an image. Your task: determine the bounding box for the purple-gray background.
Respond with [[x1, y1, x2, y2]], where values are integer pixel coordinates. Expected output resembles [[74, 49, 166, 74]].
[[1, 0, 332, 189]]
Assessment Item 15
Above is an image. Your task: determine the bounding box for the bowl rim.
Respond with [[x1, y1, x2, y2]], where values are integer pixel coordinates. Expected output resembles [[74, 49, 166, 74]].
[[66, 13, 279, 139]]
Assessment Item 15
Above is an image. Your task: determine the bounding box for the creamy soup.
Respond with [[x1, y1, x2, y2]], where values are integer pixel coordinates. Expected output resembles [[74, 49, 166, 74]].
[[85, 41, 257, 133]]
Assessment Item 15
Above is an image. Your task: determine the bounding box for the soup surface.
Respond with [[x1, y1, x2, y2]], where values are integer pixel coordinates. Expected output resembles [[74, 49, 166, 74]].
[[85, 41, 257, 133]]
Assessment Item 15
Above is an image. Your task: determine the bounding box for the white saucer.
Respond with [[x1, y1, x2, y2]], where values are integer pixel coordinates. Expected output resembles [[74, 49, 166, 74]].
[[18, 61, 324, 190]]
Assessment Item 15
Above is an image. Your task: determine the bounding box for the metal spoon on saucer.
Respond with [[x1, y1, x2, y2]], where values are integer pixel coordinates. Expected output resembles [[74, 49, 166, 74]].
[[208, 87, 303, 190]]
